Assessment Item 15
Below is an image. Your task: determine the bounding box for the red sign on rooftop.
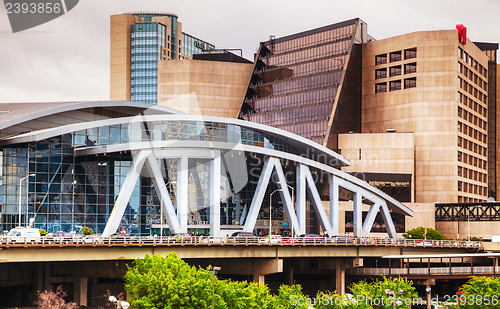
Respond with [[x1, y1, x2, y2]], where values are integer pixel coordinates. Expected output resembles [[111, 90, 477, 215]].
[[456, 24, 467, 45]]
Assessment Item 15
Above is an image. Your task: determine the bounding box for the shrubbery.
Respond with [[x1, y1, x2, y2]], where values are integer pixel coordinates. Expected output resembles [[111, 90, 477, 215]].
[[402, 227, 444, 240]]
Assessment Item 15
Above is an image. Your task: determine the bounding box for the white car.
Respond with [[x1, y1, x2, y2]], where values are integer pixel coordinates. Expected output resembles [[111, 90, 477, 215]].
[[201, 236, 226, 244], [6, 227, 41, 243], [259, 235, 282, 244]]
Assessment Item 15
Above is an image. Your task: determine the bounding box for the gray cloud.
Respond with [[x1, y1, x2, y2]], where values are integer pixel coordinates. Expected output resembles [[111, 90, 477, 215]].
[[0, 0, 499, 103]]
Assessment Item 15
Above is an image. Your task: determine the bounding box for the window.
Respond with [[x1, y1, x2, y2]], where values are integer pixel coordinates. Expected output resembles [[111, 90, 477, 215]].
[[390, 51, 402, 62], [389, 80, 401, 91], [375, 82, 387, 93], [390, 66, 402, 77], [404, 63, 417, 74], [404, 77, 416, 89], [375, 68, 387, 79], [404, 48, 417, 59], [375, 54, 387, 65]]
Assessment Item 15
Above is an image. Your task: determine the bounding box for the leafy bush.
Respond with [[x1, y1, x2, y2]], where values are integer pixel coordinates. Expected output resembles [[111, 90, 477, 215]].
[[82, 226, 93, 236], [402, 227, 444, 240], [457, 276, 500, 308], [124, 254, 419, 309], [39, 228, 47, 236], [125, 253, 276, 308]]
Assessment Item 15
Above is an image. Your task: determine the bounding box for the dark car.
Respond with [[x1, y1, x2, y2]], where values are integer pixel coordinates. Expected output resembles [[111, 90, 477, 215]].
[[45, 231, 75, 244], [230, 231, 256, 243], [298, 234, 324, 243]]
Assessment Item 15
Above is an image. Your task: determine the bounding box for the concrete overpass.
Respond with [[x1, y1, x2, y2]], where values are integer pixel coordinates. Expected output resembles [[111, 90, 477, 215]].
[[0, 238, 482, 307]]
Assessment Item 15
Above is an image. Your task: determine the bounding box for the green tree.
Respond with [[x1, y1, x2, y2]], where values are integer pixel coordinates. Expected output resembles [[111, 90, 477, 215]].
[[124, 253, 276, 309], [402, 227, 444, 240], [39, 228, 47, 236], [314, 290, 361, 309], [273, 284, 309, 309], [82, 226, 93, 236], [349, 277, 418, 309], [457, 276, 500, 308]]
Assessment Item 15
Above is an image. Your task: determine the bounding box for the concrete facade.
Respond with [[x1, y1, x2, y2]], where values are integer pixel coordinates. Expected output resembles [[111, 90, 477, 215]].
[[157, 60, 253, 118], [361, 30, 489, 204], [339, 132, 415, 202]]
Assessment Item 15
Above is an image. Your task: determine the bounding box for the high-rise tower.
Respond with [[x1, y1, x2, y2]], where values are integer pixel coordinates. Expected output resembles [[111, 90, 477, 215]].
[[110, 12, 215, 103]]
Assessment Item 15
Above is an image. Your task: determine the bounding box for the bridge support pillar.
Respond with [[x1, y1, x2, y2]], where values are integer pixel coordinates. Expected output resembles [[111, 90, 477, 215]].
[[285, 263, 294, 285], [74, 277, 88, 307], [253, 272, 265, 285], [333, 258, 362, 295], [250, 259, 283, 285], [44, 262, 52, 291], [335, 265, 346, 295]]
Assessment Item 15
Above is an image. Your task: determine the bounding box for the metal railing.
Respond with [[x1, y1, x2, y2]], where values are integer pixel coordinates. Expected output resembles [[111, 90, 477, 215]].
[[0, 235, 483, 248], [349, 266, 500, 276]]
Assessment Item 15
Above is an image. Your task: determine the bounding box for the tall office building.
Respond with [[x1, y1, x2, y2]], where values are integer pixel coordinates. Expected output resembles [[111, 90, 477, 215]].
[[240, 20, 498, 205], [110, 12, 215, 103], [240, 18, 372, 147]]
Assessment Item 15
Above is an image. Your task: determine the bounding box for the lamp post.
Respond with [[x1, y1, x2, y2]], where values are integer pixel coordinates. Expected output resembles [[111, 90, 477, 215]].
[[207, 266, 221, 309], [286, 184, 294, 236], [385, 289, 405, 309], [18, 174, 35, 227], [108, 296, 130, 309], [269, 189, 281, 236], [467, 205, 481, 241], [160, 181, 177, 237]]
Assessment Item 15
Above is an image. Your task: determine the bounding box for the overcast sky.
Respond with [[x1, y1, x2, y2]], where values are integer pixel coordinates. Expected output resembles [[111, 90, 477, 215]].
[[0, 0, 499, 103]]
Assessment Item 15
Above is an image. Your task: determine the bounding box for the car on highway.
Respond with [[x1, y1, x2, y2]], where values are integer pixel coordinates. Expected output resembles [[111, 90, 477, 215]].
[[230, 231, 256, 243], [201, 236, 226, 244], [5, 227, 41, 243], [298, 234, 325, 243], [282, 235, 299, 244], [169, 233, 192, 242], [259, 235, 282, 244], [330, 235, 354, 244]]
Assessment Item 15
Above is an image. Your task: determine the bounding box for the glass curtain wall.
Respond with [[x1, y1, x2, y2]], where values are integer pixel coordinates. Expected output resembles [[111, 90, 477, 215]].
[[1, 120, 330, 235], [130, 22, 166, 104], [241, 21, 357, 145]]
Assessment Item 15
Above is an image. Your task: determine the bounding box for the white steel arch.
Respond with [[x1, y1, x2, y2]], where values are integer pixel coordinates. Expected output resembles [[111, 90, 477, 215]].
[[102, 150, 408, 238]]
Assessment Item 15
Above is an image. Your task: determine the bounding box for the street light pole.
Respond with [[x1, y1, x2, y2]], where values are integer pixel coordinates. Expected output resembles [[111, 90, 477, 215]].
[[207, 266, 221, 309], [18, 174, 35, 228], [269, 189, 281, 236], [286, 184, 294, 236]]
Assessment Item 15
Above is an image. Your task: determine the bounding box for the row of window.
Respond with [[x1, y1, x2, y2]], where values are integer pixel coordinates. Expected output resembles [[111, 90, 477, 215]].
[[250, 104, 332, 127], [458, 92, 487, 119], [458, 150, 487, 170], [458, 136, 487, 157], [375, 62, 416, 79], [458, 77, 487, 105], [459, 62, 487, 92], [267, 40, 350, 68], [375, 78, 416, 93], [458, 181, 487, 196], [458, 121, 487, 144], [259, 71, 342, 97], [458, 196, 484, 203], [458, 166, 487, 183], [458, 47, 487, 78], [375, 48, 417, 65], [271, 24, 355, 55], [252, 87, 337, 112], [458, 107, 487, 131]]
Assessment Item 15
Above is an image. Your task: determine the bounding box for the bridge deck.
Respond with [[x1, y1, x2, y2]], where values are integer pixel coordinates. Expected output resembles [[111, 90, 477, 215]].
[[0, 237, 482, 263]]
